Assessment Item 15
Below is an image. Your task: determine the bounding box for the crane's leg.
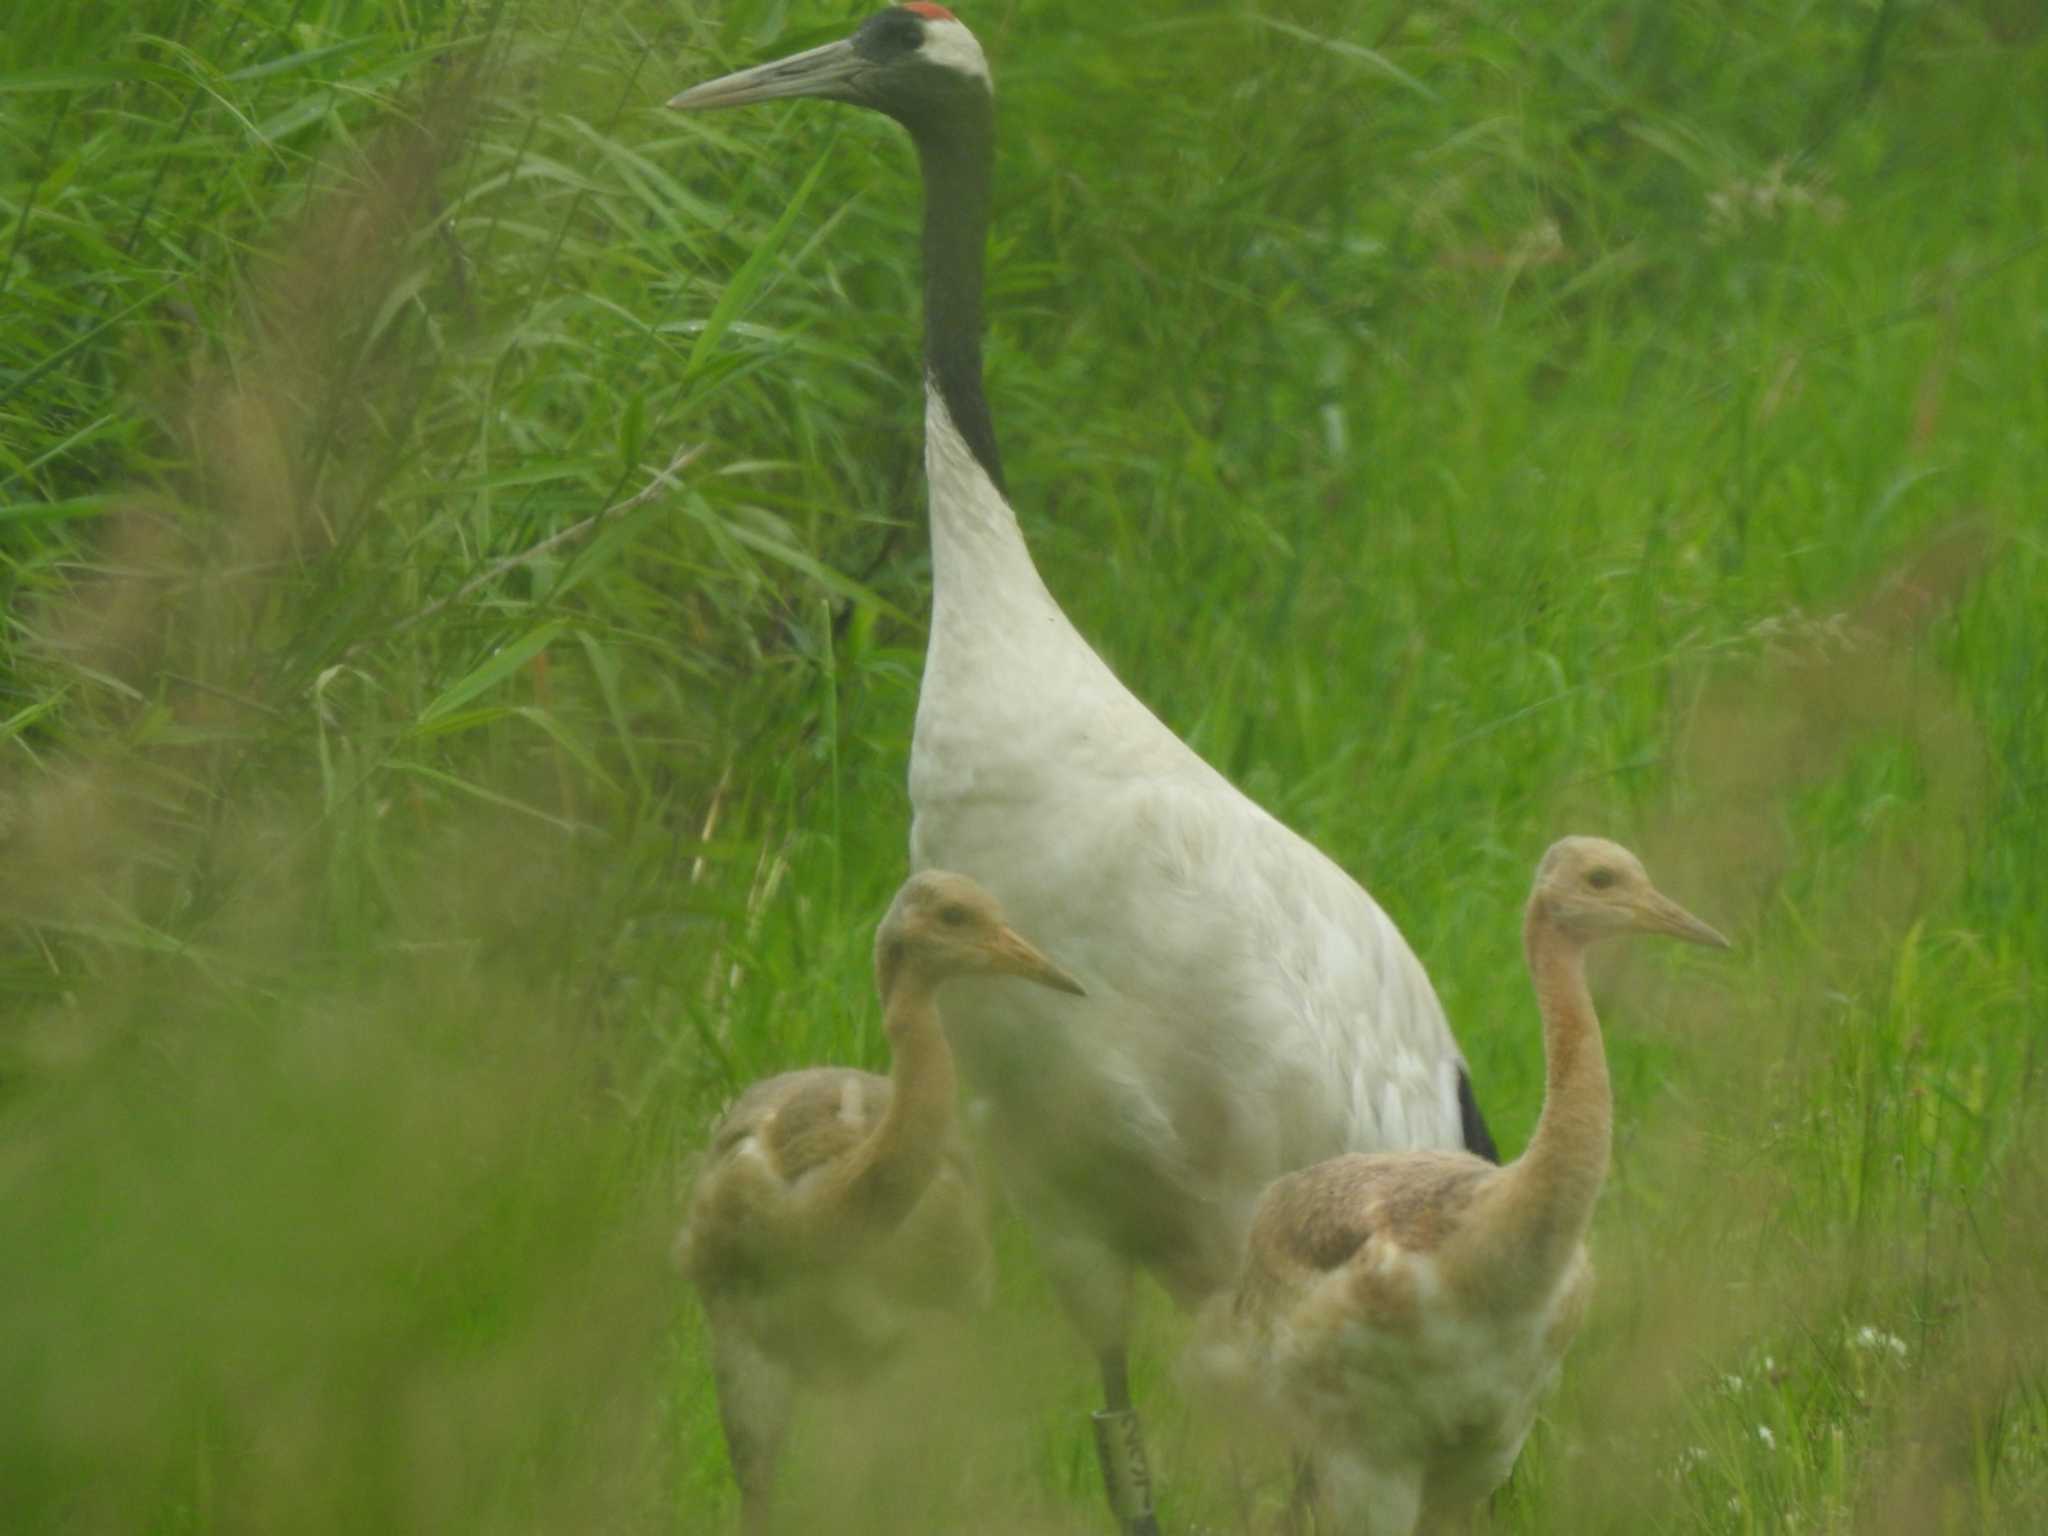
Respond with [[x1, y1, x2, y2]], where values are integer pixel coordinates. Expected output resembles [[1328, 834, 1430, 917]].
[[1093, 1345, 1160, 1536], [1046, 1242, 1159, 1533], [708, 1323, 794, 1536], [1000, 1163, 1164, 1533]]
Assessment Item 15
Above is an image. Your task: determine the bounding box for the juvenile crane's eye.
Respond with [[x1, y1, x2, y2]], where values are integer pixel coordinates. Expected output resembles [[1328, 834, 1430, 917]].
[[940, 903, 970, 926], [1586, 867, 1617, 890]]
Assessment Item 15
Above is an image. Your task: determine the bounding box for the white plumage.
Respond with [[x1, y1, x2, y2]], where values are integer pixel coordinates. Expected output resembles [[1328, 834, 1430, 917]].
[[670, 9, 1495, 1528], [914, 385, 1471, 1311]]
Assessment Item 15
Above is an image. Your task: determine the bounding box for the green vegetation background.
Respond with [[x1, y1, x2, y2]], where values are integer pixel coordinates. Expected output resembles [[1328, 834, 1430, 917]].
[[2, 0, 2043, 1530]]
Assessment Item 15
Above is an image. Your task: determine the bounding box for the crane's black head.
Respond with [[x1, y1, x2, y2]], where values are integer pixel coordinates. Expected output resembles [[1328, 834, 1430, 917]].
[[668, 5, 992, 134], [671, 6, 1007, 493]]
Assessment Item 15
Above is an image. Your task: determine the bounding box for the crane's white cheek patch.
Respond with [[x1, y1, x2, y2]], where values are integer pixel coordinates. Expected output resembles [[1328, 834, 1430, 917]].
[[918, 18, 991, 86]]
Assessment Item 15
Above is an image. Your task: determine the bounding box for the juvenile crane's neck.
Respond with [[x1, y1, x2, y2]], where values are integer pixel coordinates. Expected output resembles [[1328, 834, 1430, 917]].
[[1479, 907, 1612, 1288], [798, 968, 956, 1250]]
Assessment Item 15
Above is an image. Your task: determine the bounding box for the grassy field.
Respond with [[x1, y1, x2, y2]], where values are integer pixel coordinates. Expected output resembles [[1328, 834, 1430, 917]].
[[2, 0, 2044, 1531]]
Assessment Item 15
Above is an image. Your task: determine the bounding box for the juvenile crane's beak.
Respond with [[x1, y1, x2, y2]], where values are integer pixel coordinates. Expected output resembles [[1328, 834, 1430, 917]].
[[987, 925, 1086, 997], [668, 38, 866, 112], [1637, 890, 1732, 950]]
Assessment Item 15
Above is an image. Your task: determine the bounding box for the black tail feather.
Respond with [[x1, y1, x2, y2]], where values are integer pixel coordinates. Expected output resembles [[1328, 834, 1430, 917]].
[[1458, 1065, 1499, 1164]]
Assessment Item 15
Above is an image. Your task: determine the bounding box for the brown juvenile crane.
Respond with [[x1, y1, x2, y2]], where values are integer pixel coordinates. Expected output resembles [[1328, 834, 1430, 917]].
[[1194, 837, 1729, 1535], [676, 870, 1083, 1534]]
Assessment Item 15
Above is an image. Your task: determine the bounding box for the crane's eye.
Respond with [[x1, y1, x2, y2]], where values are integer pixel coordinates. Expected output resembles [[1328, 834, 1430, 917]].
[[856, 7, 926, 59], [939, 903, 970, 927], [1586, 867, 1617, 891]]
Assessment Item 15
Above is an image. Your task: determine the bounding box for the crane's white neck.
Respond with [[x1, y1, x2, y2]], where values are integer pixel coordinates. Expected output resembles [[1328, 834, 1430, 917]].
[[923, 379, 1052, 613]]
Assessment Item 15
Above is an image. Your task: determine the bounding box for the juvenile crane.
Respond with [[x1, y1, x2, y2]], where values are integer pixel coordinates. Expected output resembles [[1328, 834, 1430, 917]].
[[671, 11, 1495, 1529], [676, 871, 1083, 1534], [1195, 838, 1729, 1535]]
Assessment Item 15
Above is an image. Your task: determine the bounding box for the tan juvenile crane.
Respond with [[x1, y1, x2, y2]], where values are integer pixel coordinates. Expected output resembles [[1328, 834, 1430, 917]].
[[676, 870, 1083, 1534], [1196, 837, 1729, 1535]]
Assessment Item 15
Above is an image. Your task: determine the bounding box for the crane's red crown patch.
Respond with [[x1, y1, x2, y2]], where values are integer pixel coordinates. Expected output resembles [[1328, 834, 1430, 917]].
[[904, 2, 957, 19]]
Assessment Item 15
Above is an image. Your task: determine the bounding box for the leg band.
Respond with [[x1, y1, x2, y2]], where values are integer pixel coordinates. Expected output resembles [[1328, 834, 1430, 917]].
[[1092, 1407, 1158, 1530]]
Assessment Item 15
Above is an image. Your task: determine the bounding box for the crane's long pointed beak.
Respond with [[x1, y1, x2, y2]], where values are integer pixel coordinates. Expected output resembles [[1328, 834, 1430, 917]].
[[668, 38, 866, 112], [988, 926, 1086, 997], [1641, 891, 1733, 950]]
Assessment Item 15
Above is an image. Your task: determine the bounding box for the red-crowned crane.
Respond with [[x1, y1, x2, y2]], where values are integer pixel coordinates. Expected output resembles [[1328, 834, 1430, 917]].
[[677, 871, 1084, 1533], [670, 10, 1497, 1532], [1193, 839, 1728, 1533]]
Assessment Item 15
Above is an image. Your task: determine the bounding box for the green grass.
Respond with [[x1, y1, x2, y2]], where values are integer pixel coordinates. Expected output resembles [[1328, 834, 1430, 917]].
[[2, 0, 2044, 1531]]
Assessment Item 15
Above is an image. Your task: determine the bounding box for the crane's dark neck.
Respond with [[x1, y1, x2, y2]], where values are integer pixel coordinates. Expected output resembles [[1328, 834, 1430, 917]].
[[904, 97, 1004, 495]]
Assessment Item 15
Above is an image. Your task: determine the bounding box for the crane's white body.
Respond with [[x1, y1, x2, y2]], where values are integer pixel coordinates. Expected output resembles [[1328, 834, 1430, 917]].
[[909, 388, 1467, 1332], [668, 14, 1483, 1530]]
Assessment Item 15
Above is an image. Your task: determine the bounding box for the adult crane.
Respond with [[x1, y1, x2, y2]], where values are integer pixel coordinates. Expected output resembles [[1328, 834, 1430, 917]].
[[670, 10, 1496, 1532]]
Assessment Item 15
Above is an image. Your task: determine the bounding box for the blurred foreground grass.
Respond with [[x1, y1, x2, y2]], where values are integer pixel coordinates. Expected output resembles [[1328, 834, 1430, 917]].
[[2, 0, 2044, 1531]]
